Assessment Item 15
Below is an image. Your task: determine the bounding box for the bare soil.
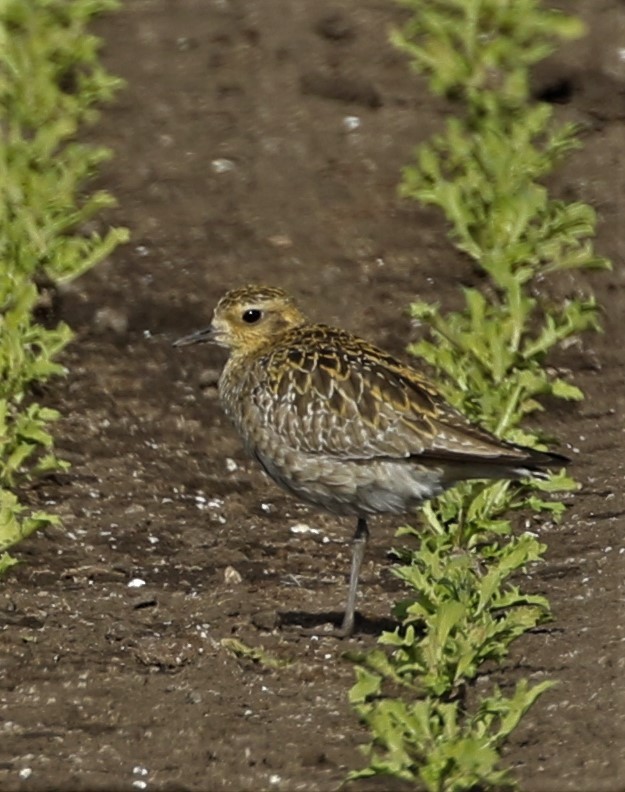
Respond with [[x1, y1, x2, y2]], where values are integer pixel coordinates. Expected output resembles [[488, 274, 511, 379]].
[[1, 2, 624, 790]]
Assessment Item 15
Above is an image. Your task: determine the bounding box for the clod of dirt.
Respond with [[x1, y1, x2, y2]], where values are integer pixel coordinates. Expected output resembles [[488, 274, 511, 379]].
[[132, 636, 198, 670], [198, 367, 221, 389], [93, 306, 129, 335], [251, 610, 280, 631], [300, 70, 382, 108], [314, 11, 355, 42]]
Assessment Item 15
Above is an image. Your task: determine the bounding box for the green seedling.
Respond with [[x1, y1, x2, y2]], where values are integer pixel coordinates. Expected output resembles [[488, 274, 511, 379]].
[[0, 551, 19, 575], [349, 679, 555, 789], [350, 1, 609, 787], [0, 0, 127, 562], [221, 638, 293, 670]]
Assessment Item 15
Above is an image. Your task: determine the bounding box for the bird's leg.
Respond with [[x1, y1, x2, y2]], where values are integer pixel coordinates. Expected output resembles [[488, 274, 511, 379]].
[[340, 517, 369, 636]]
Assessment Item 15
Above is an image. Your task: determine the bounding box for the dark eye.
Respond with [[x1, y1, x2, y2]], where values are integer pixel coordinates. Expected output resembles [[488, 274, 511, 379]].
[[242, 308, 262, 324]]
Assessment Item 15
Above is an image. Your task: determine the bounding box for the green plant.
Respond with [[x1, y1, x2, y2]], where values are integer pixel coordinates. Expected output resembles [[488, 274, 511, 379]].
[[350, 678, 553, 789], [349, 1, 609, 788], [221, 638, 293, 669], [0, 0, 128, 557], [391, 0, 583, 109]]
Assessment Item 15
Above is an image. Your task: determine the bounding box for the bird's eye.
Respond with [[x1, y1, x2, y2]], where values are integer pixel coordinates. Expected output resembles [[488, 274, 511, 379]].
[[242, 308, 262, 324]]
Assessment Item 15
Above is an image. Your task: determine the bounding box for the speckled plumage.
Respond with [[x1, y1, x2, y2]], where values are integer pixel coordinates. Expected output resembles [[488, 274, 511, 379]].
[[175, 285, 565, 635]]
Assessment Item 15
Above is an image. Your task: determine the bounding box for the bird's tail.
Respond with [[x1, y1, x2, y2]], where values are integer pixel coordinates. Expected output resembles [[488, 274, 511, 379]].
[[422, 446, 569, 485]]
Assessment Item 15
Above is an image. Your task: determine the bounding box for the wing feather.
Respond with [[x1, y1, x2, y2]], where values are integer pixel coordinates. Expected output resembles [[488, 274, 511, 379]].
[[251, 325, 528, 464]]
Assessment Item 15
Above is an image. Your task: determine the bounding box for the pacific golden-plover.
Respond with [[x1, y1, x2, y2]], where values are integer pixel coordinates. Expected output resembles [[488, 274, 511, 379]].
[[175, 285, 565, 636]]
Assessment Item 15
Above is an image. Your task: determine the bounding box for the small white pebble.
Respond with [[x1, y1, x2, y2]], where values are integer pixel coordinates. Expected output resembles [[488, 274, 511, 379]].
[[133, 766, 148, 776], [266, 234, 293, 249], [18, 768, 32, 780], [290, 523, 320, 535], [269, 774, 282, 784], [132, 782, 147, 790], [211, 158, 235, 173], [260, 503, 272, 513], [135, 245, 150, 257], [224, 566, 242, 584], [208, 497, 224, 509], [342, 115, 360, 131], [128, 578, 146, 589], [147, 536, 159, 545], [225, 457, 238, 472]]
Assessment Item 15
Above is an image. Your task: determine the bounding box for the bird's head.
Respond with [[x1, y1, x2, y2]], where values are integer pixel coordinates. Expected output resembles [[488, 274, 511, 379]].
[[174, 285, 306, 354]]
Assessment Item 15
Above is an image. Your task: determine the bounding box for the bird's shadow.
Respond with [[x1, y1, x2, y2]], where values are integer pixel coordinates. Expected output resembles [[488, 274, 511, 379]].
[[277, 609, 398, 637]]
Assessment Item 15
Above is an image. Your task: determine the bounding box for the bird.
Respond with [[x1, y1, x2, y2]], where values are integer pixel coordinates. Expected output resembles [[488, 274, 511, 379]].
[[174, 284, 566, 636]]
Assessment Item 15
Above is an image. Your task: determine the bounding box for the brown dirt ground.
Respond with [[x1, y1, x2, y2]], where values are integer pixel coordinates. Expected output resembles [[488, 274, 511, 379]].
[[1, 1, 624, 790]]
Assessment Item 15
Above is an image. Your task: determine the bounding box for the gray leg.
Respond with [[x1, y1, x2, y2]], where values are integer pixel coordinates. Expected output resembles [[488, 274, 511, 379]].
[[340, 517, 369, 636]]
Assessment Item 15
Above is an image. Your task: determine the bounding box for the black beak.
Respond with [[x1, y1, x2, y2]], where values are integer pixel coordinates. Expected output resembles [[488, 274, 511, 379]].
[[173, 325, 215, 347]]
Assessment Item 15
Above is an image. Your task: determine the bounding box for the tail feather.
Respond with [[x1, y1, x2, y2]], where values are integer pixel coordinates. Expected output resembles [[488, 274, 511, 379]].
[[510, 446, 569, 475], [416, 445, 569, 485]]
